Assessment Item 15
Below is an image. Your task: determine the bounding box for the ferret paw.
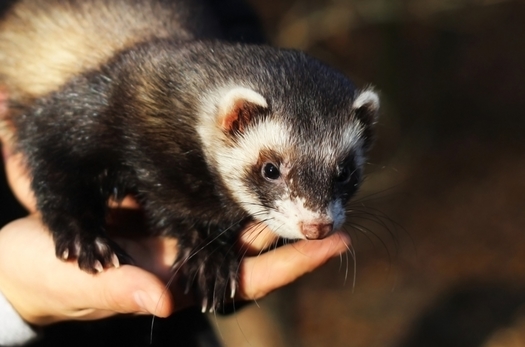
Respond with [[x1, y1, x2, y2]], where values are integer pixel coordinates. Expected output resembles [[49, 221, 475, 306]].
[[55, 235, 132, 273], [177, 248, 239, 313], [199, 273, 239, 314]]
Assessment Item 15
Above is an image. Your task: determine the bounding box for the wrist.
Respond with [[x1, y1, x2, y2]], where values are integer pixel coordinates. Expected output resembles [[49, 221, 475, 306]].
[[0, 289, 39, 345]]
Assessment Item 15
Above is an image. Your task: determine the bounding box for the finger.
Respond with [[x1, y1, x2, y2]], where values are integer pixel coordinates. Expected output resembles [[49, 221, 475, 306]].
[[238, 222, 278, 255], [82, 265, 174, 318], [113, 236, 179, 282], [238, 231, 350, 300], [108, 195, 140, 209], [3, 147, 36, 212], [49, 266, 176, 322]]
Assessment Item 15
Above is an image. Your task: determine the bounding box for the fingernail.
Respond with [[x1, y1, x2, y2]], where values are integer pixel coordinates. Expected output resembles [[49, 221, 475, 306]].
[[133, 290, 154, 314]]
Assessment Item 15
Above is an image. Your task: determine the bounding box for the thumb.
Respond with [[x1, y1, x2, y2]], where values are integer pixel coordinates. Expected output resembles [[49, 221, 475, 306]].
[[83, 265, 175, 318], [0, 216, 176, 325]]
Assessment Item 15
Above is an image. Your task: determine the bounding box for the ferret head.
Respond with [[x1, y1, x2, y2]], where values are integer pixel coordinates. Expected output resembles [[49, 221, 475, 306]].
[[198, 83, 379, 240]]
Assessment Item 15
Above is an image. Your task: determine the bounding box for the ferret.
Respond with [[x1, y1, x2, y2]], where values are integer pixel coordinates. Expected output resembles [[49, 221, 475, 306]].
[[0, 0, 379, 311]]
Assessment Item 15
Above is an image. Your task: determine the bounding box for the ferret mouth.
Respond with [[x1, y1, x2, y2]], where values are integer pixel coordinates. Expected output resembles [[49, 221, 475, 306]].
[[264, 211, 343, 241], [263, 197, 345, 240]]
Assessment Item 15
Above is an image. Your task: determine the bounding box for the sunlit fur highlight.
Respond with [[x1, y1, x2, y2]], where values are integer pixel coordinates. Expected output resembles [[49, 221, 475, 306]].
[[0, 0, 193, 100]]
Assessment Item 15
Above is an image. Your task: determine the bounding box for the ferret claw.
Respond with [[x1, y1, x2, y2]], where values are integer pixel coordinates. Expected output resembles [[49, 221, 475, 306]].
[[94, 260, 104, 273], [201, 298, 208, 313], [62, 249, 69, 260], [111, 253, 120, 268], [230, 282, 236, 299]]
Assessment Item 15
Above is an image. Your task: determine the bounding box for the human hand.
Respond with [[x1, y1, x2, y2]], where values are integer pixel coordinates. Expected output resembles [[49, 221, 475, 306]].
[[0, 145, 350, 325]]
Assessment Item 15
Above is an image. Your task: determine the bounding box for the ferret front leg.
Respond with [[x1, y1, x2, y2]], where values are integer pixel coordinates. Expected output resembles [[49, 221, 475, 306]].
[[31, 166, 127, 273], [173, 224, 241, 313]]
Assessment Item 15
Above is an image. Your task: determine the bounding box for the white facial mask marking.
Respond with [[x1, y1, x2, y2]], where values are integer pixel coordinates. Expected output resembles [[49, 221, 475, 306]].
[[196, 85, 368, 240]]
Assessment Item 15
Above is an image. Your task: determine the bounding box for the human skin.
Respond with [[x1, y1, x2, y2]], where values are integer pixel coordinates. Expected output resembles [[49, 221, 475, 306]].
[[0, 145, 350, 326]]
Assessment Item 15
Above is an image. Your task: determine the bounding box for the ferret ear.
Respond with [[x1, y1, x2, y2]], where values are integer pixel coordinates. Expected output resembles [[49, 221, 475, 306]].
[[217, 87, 268, 135], [352, 89, 379, 126]]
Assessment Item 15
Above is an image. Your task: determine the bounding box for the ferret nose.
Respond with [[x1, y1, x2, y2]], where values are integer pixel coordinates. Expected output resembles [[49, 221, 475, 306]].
[[301, 223, 334, 240]]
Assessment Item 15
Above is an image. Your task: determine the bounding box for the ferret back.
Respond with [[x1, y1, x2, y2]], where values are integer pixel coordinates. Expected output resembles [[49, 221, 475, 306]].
[[0, 0, 220, 100]]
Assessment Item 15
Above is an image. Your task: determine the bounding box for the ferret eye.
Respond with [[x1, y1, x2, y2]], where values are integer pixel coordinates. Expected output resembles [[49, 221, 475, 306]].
[[336, 165, 356, 185], [262, 163, 280, 181]]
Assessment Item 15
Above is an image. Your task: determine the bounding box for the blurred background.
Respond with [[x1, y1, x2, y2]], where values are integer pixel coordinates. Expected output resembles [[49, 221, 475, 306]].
[[215, 0, 525, 346], [2, 0, 525, 346]]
